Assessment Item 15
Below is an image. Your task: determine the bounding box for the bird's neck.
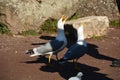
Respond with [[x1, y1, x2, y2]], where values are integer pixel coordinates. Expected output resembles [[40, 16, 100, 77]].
[[77, 26, 84, 41], [77, 26, 86, 45], [56, 29, 66, 41], [77, 35, 84, 41]]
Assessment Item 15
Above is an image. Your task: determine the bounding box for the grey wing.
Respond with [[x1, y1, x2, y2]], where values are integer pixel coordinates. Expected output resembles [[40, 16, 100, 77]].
[[50, 39, 64, 51], [36, 40, 64, 54], [63, 44, 86, 60], [36, 42, 53, 54]]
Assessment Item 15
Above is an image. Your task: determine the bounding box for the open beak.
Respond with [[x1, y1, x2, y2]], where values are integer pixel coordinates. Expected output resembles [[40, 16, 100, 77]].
[[61, 15, 68, 22]]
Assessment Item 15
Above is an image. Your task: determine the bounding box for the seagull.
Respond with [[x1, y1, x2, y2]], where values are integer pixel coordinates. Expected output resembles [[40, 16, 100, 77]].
[[25, 15, 68, 64], [58, 22, 87, 68], [68, 72, 83, 80]]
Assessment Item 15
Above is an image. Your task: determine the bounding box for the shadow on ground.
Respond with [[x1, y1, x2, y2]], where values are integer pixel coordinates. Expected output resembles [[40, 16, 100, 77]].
[[24, 34, 116, 80], [31, 36, 55, 45], [24, 56, 112, 80], [39, 36, 55, 40], [86, 43, 116, 61], [24, 42, 116, 80]]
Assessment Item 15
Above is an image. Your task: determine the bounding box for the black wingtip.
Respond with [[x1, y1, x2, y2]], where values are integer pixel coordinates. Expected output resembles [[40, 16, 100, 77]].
[[111, 59, 120, 67], [25, 49, 34, 54]]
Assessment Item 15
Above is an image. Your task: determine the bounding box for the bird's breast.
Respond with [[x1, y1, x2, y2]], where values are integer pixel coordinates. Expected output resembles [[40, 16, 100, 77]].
[[77, 41, 87, 47]]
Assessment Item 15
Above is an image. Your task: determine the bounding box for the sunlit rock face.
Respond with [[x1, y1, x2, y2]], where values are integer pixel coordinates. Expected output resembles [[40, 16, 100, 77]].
[[76, 0, 120, 21], [0, 0, 79, 34], [65, 16, 109, 39], [0, 0, 119, 34]]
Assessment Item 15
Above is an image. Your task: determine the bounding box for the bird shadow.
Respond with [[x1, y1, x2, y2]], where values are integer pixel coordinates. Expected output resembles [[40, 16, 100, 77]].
[[39, 36, 55, 40], [64, 24, 77, 48], [24, 56, 112, 80], [86, 43, 117, 61], [31, 42, 46, 45], [39, 62, 112, 80], [24, 56, 52, 64], [31, 36, 55, 46]]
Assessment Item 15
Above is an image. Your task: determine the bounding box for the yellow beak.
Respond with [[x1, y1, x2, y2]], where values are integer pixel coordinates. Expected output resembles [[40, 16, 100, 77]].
[[61, 15, 68, 22]]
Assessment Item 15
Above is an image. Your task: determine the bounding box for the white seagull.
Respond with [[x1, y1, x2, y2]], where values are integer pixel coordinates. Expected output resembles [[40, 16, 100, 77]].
[[58, 22, 87, 66], [68, 72, 83, 80], [25, 15, 68, 64]]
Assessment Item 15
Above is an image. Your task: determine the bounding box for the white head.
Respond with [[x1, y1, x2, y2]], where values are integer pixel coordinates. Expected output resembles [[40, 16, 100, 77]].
[[77, 72, 83, 78], [57, 15, 67, 29]]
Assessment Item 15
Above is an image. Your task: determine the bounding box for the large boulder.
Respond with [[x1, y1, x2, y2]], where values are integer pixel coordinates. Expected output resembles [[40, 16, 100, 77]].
[[65, 16, 109, 39], [0, 0, 79, 34]]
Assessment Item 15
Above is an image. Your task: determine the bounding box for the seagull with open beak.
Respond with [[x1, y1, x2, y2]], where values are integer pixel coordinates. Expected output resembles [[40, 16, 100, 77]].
[[58, 22, 87, 69], [25, 15, 68, 65]]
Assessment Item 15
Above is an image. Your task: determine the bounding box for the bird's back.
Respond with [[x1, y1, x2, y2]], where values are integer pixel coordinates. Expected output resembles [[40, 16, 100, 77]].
[[37, 39, 64, 51], [50, 39, 65, 51], [64, 43, 87, 60]]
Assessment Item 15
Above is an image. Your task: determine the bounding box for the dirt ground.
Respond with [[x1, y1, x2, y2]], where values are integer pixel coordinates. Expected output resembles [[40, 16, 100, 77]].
[[0, 27, 120, 80]]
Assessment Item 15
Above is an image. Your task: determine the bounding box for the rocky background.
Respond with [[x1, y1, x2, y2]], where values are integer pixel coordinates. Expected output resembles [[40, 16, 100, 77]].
[[0, 0, 120, 34], [76, 0, 120, 20]]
